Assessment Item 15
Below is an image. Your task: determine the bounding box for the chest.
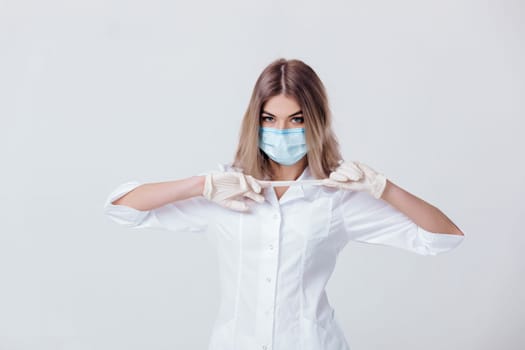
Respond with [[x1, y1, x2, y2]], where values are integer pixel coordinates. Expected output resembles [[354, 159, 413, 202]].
[[211, 190, 347, 254]]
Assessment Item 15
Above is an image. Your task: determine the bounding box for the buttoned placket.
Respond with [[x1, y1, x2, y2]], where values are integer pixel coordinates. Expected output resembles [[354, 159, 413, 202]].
[[257, 173, 308, 350], [257, 207, 280, 350]]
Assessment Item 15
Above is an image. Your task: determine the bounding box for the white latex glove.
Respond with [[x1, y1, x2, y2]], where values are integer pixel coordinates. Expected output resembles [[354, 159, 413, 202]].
[[322, 160, 387, 199], [202, 172, 265, 211]]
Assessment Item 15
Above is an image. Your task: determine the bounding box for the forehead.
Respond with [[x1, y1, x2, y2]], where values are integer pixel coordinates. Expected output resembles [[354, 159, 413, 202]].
[[262, 94, 301, 115]]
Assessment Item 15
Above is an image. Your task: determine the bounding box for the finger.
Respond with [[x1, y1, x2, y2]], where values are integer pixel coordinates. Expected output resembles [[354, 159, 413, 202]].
[[331, 182, 359, 191], [246, 176, 262, 193], [330, 171, 350, 182], [244, 190, 265, 203], [321, 179, 344, 189], [356, 162, 378, 178], [237, 174, 249, 192], [323, 178, 365, 191], [338, 162, 363, 180]]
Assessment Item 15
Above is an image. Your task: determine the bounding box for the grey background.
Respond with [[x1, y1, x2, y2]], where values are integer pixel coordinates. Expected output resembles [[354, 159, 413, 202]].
[[1, 0, 523, 349]]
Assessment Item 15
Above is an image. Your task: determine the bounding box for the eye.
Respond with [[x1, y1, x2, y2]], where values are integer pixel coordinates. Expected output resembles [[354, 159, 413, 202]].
[[292, 117, 304, 123], [261, 116, 274, 122]]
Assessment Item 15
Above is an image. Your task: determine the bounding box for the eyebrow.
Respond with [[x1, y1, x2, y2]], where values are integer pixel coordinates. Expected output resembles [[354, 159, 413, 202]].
[[261, 110, 303, 118]]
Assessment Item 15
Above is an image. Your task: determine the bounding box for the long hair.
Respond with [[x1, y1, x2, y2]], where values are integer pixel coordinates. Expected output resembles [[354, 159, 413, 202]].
[[233, 58, 342, 180]]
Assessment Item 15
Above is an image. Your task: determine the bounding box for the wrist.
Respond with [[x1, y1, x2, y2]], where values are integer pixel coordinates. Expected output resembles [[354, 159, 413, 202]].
[[190, 175, 206, 198]]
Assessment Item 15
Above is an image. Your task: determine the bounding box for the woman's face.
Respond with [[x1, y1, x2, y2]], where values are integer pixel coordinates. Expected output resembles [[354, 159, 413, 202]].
[[260, 94, 305, 129]]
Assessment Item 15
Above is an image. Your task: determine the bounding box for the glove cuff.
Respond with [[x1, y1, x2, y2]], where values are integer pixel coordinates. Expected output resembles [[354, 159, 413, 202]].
[[202, 174, 214, 199], [371, 173, 387, 199]]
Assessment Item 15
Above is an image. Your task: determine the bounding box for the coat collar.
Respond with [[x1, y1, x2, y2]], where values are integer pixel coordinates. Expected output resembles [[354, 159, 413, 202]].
[[264, 165, 313, 206]]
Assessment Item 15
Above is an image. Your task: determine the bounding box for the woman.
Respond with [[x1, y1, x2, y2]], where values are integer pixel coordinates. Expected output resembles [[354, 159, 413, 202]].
[[104, 58, 465, 350]]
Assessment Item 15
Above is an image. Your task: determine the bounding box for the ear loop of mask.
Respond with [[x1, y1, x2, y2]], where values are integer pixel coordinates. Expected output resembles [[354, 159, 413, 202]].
[[258, 179, 326, 187]]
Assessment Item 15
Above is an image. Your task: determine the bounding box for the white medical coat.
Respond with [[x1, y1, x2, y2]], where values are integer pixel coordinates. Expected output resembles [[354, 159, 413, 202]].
[[103, 163, 465, 350]]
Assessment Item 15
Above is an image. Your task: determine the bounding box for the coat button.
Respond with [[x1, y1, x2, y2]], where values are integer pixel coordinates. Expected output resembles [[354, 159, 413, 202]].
[[269, 244, 274, 250], [266, 277, 271, 283]]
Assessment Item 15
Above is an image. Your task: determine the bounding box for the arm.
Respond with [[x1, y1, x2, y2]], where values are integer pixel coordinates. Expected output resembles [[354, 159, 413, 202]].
[[112, 175, 205, 211], [104, 175, 213, 232], [327, 160, 465, 255], [104, 163, 264, 232], [380, 180, 464, 236]]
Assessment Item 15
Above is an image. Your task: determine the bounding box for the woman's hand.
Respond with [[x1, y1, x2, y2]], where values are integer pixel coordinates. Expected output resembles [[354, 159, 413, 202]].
[[202, 172, 265, 211], [322, 160, 387, 199]]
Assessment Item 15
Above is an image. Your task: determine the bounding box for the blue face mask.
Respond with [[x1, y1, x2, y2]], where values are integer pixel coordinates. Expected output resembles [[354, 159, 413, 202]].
[[258, 127, 308, 166]]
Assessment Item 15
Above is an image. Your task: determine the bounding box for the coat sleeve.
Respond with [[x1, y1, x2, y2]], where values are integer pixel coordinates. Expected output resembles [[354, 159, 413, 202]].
[[339, 190, 465, 256], [103, 170, 219, 234]]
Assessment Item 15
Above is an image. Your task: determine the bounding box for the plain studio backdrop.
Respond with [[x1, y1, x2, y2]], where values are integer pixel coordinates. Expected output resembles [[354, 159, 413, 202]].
[[1, 0, 523, 349]]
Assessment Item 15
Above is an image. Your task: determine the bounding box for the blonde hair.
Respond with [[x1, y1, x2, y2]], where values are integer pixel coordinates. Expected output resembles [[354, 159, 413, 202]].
[[233, 58, 342, 180]]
